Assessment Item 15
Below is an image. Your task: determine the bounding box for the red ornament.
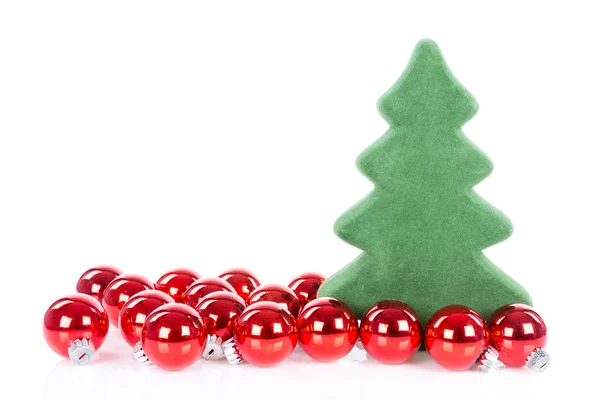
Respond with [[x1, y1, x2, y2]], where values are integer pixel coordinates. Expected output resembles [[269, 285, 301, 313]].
[[247, 283, 301, 318], [183, 277, 235, 309], [118, 290, 174, 347], [425, 305, 489, 371], [102, 274, 154, 326], [155, 268, 201, 303], [76, 265, 123, 301], [140, 303, 207, 370], [487, 304, 549, 370], [43, 293, 109, 365], [297, 297, 358, 362], [218, 268, 260, 303], [360, 300, 422, 364], [196, 291, 246, 359], [229, 302, 298, 367], [288, 272, 326, 309]]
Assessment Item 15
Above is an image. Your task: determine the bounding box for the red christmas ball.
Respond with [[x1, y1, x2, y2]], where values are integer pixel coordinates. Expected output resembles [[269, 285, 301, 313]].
[[247, 283, 301, 318], [218, 268, 260, 303], [183, 277, 235, 309], [118, 290, 174, 347], [76, 265, 123, 301], [360, 300, 422, 364], [43, 293, 109, 365], [102, 274, 154, 327], [297, 297, 358, 362], [196, 291, 246, 359], [233, 302, 298, 367], [155, 268, 201, 303], [141, 303, 207, 370], [288, 272, 326, 309], [425, 305, 489, 371], [488, 304, 548, 368]]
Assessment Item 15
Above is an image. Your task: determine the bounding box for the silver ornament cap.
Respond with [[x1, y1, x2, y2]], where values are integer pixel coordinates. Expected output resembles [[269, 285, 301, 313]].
[[203, 335, 224, 360], [222, 338, 243, 365], [68, 338, 95, 366], [476, 346, 505, 372], [132, 341, 151, 365], [526, 348, 550, 372]]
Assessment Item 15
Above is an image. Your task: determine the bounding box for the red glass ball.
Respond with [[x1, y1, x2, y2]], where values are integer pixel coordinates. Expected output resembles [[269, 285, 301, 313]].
[[102, 274, 154, 326], [196, 291, 246, 341], [43, 293, 109, 359], [297, 297, 358, 362], [288, 272, 326, 309], [233, 302, 298, 367], [155, 268, 201, 303], [488, 304, 547, 367], [76, 265, 123, 301], [141, 303, 207, 370], [360, 300, 422, 364], [218, 268, 260, 303], [425, 305, 489, 371], [183, 277, 235, 309], [118, 290, 174, 347], [247, 283, 301, 318]]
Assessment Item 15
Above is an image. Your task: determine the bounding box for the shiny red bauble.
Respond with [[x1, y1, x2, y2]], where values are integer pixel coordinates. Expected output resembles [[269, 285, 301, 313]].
[[43, 293, 109, 364], [488, 304, 547, 367], [155, 268, 201, 303], [76, 265, 123, 301], [360, 300, 422, 364], [118, 290, 174, 347], [288, 272, 326, 309], [247, 283, 301, 318], [141, 303, 207, 370], [425, 305, 489, 371], [102, 274, 154, 326], [297, 297, 358, 362], [183, 277, 235, 309], [233, 302, 298, 367], [218, 268, 260, 303]]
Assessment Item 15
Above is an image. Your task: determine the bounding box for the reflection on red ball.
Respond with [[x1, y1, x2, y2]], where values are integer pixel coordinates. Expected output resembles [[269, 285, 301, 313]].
[[76, 265, 123, 301], [43, 293, 109, 359], [183, 277, 235, 309], [155, 268, 201, 303], [196, 291, 246, 341], [247, 283, 301, 318], [234, 302, 298, 367], [141, 303, 207, 370], [360, 300, 422, 364], [297, 297, 358, 362], [102, 274, 154, 326], [119, 290, 174, 347], [488, 304, 547, 367], [425, 305, 489, 371], [218, 268, 260, 303], [288, 273, 326, 309]]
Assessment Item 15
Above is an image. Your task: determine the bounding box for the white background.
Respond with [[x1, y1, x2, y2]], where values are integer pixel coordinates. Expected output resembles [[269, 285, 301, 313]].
[[0, 1, 597, 399]]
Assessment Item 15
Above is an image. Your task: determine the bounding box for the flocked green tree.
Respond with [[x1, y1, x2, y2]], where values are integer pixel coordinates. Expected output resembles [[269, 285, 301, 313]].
[[318, 39, 531, 322]]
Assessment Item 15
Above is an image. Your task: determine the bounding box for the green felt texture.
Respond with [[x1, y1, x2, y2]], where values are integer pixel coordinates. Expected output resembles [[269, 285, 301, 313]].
[[318, 39, 531, 324]]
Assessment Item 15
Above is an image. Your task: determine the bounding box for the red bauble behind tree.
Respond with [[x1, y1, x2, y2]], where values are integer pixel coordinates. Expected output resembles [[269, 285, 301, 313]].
[[183, 277, 235, 309], [118, 290, 174, 347], [155, 268, 201, 303], [288, 272, 326, 309], [43, 293, 109, 365], [141, 303, 207, 371], [76, 265, 123, 301], [102, 274, 154, 326], [218, 268, 260, 304], [360, 300, 422, 364], [297, 297, 358, 362], [425, 305, 489, 371], [247, 283, 301, 318]]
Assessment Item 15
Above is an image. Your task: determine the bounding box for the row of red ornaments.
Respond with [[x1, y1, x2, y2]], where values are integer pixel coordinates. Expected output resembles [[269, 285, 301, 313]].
[[43, 266, 549, 372]]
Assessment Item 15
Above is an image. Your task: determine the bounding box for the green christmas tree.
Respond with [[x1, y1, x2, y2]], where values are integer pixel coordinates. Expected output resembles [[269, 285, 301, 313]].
[[318, 39, 531, 322]]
